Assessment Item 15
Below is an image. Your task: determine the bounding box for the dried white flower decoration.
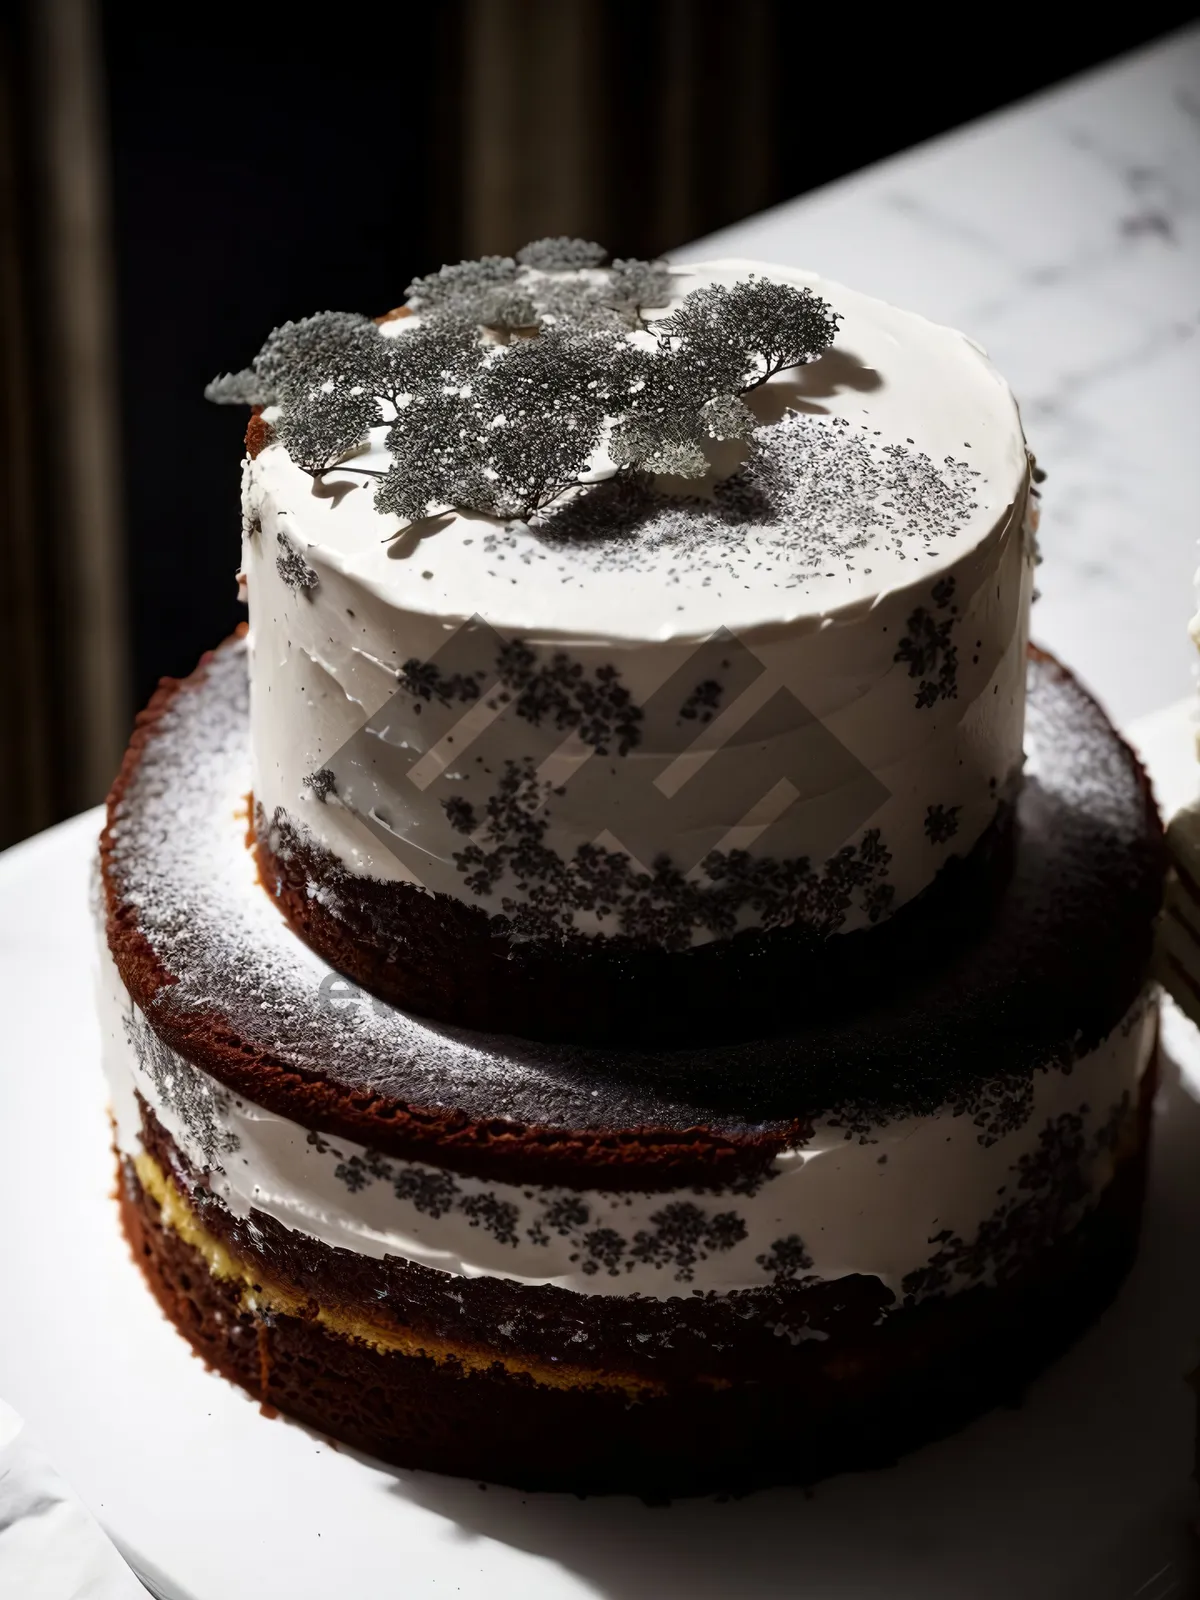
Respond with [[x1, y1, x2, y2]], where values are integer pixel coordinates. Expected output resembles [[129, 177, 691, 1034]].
[[656, 278, 842, 390], [206, 245, 841, 526], [607, 257, 674, 314], [205, 311, 377, 407], [517, 237, 608, 270]]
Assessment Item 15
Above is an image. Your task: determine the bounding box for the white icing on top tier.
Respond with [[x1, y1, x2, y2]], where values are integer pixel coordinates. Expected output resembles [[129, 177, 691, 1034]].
[[250, 261, 1028, 638], [243, 262, 1034, 942], [100, 936, 1154, 1300]]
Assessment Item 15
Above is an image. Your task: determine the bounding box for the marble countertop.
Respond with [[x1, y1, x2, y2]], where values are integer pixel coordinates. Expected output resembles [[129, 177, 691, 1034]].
[[678, 26, 1200, 729]]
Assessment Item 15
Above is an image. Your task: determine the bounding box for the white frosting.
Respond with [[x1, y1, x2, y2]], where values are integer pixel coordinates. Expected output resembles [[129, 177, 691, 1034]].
[[242, 261, 1034, 943], [100, 935, 1154, 1301]]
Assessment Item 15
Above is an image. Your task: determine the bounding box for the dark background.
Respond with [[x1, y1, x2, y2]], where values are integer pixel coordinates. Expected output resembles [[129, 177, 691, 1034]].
[[1, 2, 1196, 851], [103, 4, 1199, 708]]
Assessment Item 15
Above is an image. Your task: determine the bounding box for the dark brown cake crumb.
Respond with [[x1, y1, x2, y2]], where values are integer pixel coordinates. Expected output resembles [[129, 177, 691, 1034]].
[[245, 407, 272, 459]]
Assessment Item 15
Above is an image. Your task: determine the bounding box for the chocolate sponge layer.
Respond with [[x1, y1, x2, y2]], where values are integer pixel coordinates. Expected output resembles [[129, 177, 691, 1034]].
[[120, 1050, 1155, 1498]]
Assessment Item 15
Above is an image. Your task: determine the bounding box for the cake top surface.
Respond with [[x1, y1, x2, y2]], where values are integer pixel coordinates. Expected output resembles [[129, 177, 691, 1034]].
[[226, 255, 1030, 643], [101, 636, 1162, 1189]]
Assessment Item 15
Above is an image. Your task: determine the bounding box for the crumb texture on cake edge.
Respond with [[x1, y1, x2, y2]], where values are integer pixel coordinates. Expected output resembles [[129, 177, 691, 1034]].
[[115, 1048, 1155, 1497]]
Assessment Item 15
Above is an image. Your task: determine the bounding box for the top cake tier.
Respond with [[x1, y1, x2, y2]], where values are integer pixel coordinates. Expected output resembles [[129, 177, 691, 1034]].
[[237, 256, 1035, 1042]]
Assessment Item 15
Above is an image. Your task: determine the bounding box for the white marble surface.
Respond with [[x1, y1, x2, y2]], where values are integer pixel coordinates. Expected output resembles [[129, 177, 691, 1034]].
[[679, 26, 1200, 729]]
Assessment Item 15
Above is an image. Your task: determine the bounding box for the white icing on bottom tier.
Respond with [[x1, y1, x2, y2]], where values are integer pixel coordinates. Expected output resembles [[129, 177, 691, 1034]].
[[99, 934, 1155, 1301]]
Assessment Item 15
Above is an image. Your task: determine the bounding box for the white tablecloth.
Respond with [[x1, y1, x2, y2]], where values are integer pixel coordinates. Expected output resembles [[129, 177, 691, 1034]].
[[0, 1400, 142, 1597]]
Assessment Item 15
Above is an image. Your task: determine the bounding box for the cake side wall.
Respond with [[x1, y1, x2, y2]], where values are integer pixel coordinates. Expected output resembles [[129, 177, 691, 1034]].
[[237, 258, 1033, 953], [117, 1123, 1150, 1494], [242, 483, 1033, 948], [98, 928, 1155, 1302]]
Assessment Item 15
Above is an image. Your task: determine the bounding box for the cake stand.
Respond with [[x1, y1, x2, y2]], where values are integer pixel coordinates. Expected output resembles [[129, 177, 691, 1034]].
[[1, 703, 1197, 1600]]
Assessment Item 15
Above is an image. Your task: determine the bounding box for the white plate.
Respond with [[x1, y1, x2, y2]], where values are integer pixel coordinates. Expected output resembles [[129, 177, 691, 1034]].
[[1, 702, 1198, 1600]]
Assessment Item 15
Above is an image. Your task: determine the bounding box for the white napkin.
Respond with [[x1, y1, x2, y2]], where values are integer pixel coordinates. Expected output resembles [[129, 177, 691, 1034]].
[[0, 1399, 144, 1598]]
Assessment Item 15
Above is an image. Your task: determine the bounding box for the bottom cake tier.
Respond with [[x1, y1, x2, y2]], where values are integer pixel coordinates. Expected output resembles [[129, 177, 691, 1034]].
[[116, 1071, 1153, 1497], [98, 637, 1164, 1495]]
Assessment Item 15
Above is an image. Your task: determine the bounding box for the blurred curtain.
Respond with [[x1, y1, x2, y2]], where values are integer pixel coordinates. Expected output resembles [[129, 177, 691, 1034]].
[[0, 0, 127, 849], [459, 0, 776, 259]]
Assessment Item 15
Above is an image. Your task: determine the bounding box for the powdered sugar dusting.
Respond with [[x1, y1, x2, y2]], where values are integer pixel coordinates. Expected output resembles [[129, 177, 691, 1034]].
[[102, 638, 1160, 1161], [495, 412, 982, 591], [107, 639, 781, 1136]]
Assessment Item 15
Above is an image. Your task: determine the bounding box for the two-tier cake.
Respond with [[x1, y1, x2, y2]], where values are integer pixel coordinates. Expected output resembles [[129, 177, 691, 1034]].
[[98, 244, 1164, 1495]]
